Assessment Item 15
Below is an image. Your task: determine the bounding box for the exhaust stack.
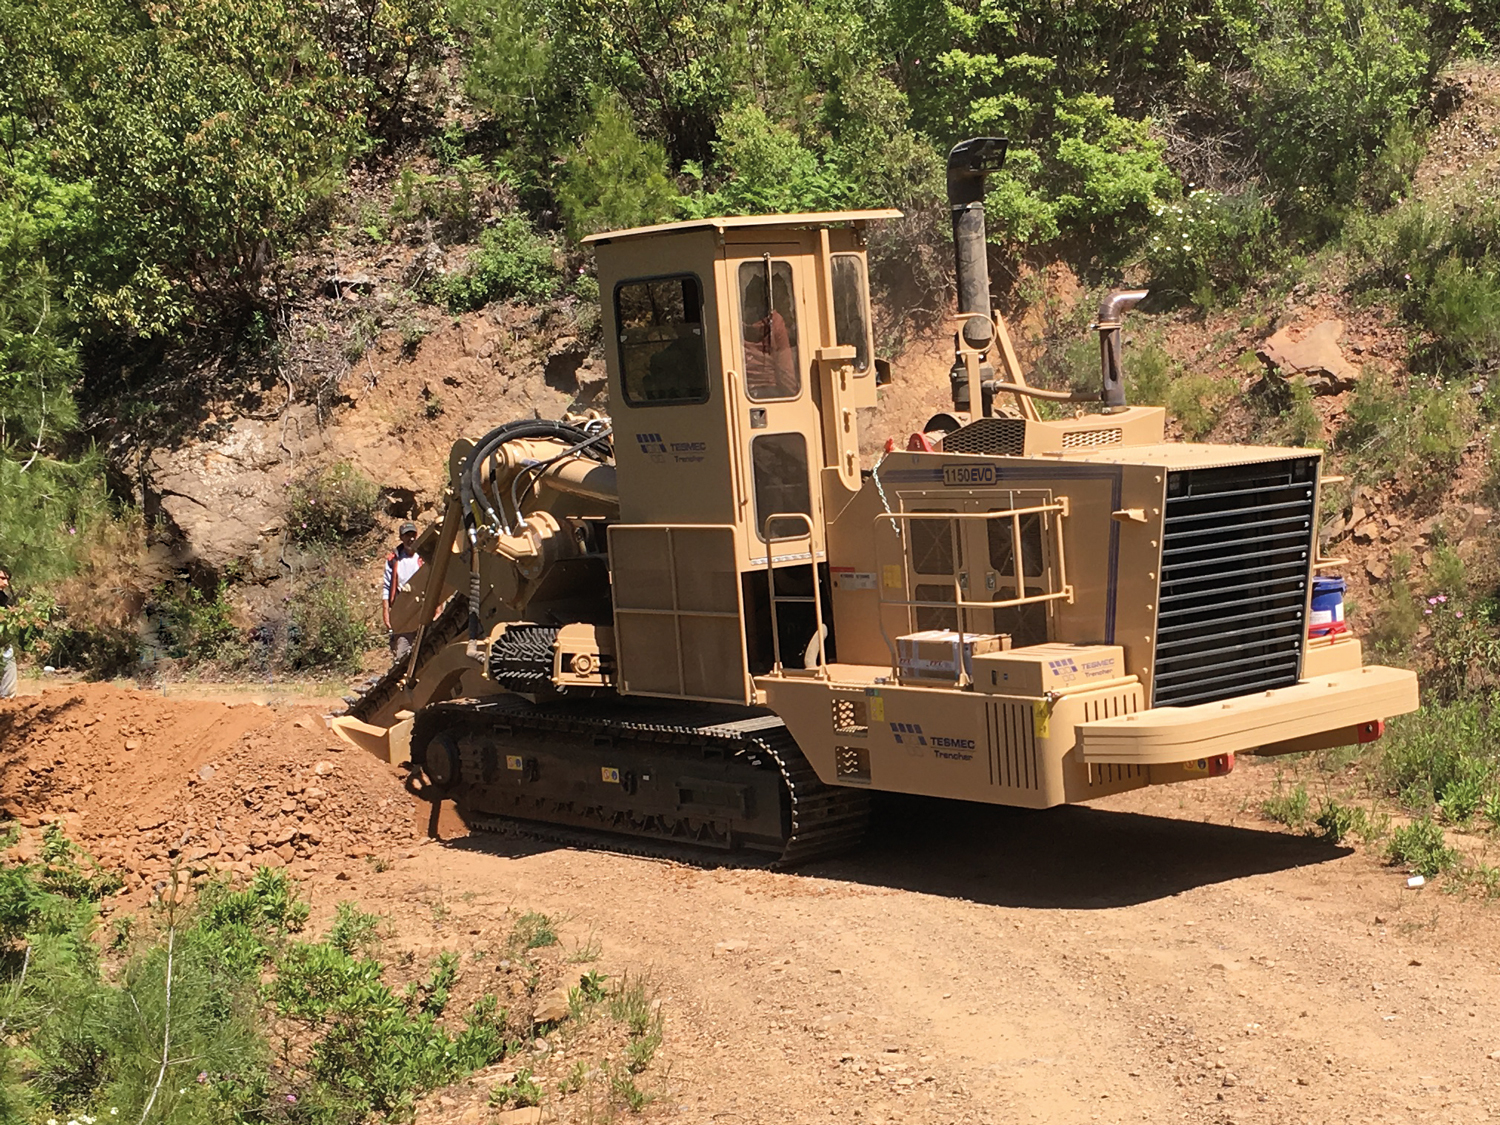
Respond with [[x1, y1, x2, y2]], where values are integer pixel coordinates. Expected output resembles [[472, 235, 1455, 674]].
[[946, 138, 1008, 415], [1095, 288, 1149, 412]]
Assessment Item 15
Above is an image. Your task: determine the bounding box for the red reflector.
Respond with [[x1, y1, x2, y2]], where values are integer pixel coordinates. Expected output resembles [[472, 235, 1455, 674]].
[[906, 431, 935, 452], [1357, 719, 1385, 744], [884, 437, 897, 453], [1209, 752, 1234, 776]]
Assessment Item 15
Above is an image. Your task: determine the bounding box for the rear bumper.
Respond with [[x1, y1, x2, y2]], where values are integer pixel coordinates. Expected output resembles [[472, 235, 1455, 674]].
[[1077, 665, 1418, 765]]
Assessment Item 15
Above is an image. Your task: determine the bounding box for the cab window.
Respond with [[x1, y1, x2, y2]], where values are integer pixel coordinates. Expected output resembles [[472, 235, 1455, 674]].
[[739, 260, 801, 400], [751, 432, 812, 540], [831, 253, 871, 373], [616, 275, 709, 406]]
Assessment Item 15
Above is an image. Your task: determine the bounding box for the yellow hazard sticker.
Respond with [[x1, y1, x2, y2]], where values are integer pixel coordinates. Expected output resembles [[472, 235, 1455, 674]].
[[601, 767, 621, 784], [506, 755, 523, 771], [882, 565, 903, 589], [868, 694, 885, 722], [1032, 700, 1051, 739]]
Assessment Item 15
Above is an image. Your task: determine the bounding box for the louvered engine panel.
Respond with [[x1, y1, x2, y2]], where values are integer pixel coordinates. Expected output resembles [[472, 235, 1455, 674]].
[[1151, 458, 1318, 708]]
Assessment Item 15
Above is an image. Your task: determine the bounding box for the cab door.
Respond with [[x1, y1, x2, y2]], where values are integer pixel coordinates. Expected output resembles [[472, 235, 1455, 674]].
[[723, 245, 822, 561]]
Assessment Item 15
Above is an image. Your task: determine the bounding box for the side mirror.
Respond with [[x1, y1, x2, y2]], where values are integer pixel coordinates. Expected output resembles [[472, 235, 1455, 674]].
[[874, 358, 893, 387]]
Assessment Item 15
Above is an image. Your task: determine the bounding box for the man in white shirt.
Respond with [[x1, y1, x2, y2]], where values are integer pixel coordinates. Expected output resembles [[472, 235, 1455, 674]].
[[0, 566, 15, 699], [382, 522, 424, 663]]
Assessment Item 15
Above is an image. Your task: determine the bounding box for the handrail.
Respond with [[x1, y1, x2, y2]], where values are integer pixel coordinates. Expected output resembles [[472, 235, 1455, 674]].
[[871, 500, 1073, 685], [763, 511, 829, 680]]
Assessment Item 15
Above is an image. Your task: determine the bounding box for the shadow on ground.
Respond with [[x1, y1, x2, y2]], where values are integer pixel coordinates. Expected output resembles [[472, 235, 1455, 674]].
[[433, 791, 1347, 911], [821, 793, 1348, 909]]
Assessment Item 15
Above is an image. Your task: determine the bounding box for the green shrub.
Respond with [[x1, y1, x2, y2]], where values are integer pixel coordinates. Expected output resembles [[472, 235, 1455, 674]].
[[1365, 561, 1422, 660], [1314, 798, 1359, 845], [286, 461, 380, 544], [1145, 187, 1281, 307], [1386, 817, 1457, 877], [443, 214, 559, 312], [153, 578, 244, 665], [1124, 342, 1176, 407], [559, 95, 681, 239], [392, 156, 510, 242], [1262, 780, 1311, 829], [1166, 373, 1236, 440], [491, 1066, 543, 1107], [1336, 372, 1473, 494], [1381, 698, 1500, 815], [285, 571, 372, 672], [1417, 253, 1500, 375]]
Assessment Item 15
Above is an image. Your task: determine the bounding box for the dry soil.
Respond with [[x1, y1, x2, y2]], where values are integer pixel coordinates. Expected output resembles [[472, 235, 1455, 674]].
[[5, 684, 1500, 1124]]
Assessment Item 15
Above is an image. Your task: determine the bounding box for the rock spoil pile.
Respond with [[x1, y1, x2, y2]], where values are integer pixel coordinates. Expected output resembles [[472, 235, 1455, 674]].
[[0, 684, 419, 892]]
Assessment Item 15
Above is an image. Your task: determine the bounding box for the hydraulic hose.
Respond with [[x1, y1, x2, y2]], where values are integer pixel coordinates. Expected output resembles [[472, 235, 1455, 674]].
[[456, 418, 614, 640]]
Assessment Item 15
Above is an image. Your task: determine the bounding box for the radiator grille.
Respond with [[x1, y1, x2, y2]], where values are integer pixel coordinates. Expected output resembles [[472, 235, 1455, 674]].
[[939, 417, 1026, 456], [1151, 458, 1317, 708], [1061, 427, 1122, 449]]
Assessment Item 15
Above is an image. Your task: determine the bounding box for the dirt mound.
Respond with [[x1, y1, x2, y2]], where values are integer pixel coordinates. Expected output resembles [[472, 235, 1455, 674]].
[[0, 684, 420, 895]]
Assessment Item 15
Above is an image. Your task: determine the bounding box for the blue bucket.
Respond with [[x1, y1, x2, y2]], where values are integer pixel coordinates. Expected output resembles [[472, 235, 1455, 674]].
[[1309, 576, 1346, 637]]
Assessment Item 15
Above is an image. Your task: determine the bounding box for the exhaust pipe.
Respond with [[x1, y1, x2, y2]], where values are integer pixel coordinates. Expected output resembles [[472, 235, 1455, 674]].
[[1095, 289, 1149, 412], [946, 138, 1008, 414]]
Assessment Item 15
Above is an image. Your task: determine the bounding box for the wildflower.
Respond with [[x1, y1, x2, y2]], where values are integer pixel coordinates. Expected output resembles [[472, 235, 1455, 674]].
[[48, 1118, 58, 1125], [1455, 610, 1464, 618], [1438, 595, 1447, 603], [287, 1095, 298, 1104], [198, 1071, 208, 1083], [1429, 596, 1439, 605], [1425, 609, 1433, 615]]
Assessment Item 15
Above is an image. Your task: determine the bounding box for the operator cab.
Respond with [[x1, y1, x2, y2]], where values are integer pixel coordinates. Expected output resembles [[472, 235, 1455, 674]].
[[586, 211, 896, 562], [586, 211, 897, 703]]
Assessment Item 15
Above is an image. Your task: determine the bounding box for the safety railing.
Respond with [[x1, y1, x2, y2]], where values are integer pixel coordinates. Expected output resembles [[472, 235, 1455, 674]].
[[763, 512, 830, 679], [872, 501, 1072, 686]]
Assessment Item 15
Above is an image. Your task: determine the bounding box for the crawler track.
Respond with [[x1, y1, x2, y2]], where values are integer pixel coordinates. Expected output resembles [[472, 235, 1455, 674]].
[[413, 698, 869, 870]]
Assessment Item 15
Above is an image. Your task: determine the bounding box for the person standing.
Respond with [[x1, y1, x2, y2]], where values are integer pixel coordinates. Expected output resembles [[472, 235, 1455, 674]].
[[382, 522, 424, 665], [0, 566, 16, 699]]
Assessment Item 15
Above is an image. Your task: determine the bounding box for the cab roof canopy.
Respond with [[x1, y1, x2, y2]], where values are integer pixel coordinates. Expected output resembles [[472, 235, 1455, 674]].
[[581, 209, 903, 245]]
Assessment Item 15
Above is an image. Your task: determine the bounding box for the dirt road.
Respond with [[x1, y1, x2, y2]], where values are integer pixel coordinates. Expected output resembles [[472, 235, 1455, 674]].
[[5, 685, 1500, 1123], [390, 781, 1500, 1125]]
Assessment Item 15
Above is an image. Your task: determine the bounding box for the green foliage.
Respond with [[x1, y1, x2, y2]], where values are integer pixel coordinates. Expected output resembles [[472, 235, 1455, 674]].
[[275, 934, 509, 1117], [1146, 188, 1281, 307], [1366, 557, 1423, 659], [491, 1066, 542, 1107], [1346, 200, 1500, 375], [286, 461, 380, 545], [1262, 779, 1311, 829], [443, 214, 560, 311], [285, 570, 372, 672], [1238, 0, 1427, 219], [0, 840, 304, 1123], [1, 0, 368, 338], [1380, 697, 1500, 815], [327, 902, 383, 957], [511, 911, 559, 952], [391, 156, 512, 242], [1386, 817, 1457, 877], [1336, 371, 1474, 493], [1166, 373, 1235, 440], [559, 96, 681, 239], [683, 103, 856, 218], [153, 579, 243, 665], [1313, 798, 1359, 844]]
